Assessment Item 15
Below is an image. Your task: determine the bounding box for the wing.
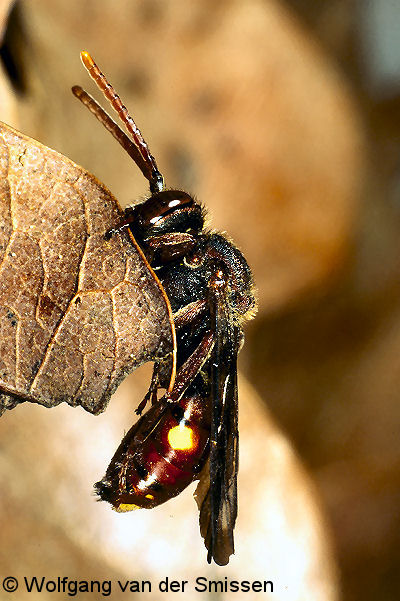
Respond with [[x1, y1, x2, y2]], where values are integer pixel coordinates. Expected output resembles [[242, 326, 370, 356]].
[[195, 285, 240, 565], [0, 122, 173, 416]]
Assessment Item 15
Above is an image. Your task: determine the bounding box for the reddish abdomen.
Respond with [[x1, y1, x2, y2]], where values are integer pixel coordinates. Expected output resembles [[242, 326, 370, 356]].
[[96, 392, 210, 510]]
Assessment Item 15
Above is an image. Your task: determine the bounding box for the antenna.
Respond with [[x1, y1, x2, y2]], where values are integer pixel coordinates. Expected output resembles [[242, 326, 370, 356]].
[[72, 86, 152, 180], [74, 51, 164, 194]]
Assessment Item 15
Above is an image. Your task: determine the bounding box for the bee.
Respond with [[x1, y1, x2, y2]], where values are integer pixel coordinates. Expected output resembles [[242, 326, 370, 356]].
[[0, 51, 256, 565]]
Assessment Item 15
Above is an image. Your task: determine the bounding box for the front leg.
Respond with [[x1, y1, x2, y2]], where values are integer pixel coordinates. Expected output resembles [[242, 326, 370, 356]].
[[166, 329, 214, 404], [146, 232, 197, 263]]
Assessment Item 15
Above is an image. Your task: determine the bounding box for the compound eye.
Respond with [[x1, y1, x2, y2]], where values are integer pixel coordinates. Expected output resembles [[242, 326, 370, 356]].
[[131, 190, 203, 240], [137, 190, 194, 228], [149, 191, 195, 225]]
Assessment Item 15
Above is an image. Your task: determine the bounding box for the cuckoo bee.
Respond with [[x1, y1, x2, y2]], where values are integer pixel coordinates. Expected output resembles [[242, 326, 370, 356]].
[[73, 52, 256, 566]]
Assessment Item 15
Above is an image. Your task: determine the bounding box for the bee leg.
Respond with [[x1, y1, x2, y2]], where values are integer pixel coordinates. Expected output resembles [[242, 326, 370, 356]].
[[135, 363, 161, 415], [173, 299, 208, 330], [104, 219, 131, 240], [146, 232, 197, 263], [166, 329, 214, 404], [135, 395, 149, 415]]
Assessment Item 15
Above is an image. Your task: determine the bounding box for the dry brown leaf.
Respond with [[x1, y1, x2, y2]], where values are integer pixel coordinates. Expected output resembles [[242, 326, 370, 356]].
[[0, 123, 172, 415]]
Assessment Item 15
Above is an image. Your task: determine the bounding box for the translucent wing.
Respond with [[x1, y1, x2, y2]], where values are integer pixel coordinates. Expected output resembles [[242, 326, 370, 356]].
[[195, 286, 240, 565]]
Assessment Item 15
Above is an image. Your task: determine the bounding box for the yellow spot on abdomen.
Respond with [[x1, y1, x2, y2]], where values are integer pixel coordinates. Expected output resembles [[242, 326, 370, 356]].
[[114, 503, 139, 512], [168, 424, 195, 451]]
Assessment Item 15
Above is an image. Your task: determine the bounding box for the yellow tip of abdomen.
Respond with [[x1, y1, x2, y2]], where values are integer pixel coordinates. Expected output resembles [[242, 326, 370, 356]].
[[113, 503, 140, 513]]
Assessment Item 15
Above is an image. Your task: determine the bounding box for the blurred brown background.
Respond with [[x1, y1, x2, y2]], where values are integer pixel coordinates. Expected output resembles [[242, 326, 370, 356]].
[[0, 1, 399, 600]]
